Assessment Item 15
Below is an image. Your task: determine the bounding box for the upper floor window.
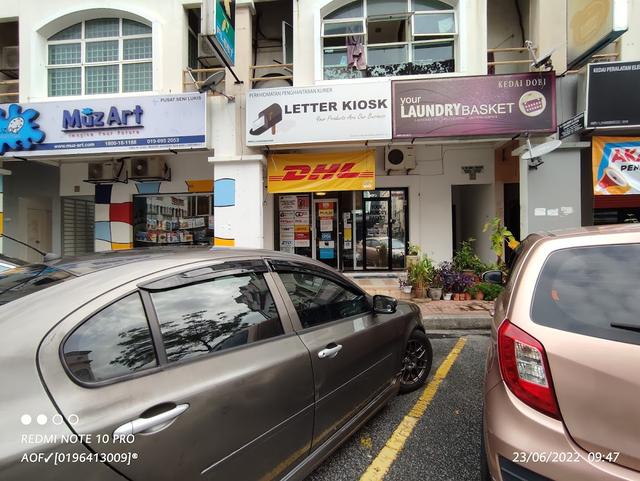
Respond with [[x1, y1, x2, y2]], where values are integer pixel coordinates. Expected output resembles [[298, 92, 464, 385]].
[[47, 18, 152, 97], [322, 0, 456, 80]]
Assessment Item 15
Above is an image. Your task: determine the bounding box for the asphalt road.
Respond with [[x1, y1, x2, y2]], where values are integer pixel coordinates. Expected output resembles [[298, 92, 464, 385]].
[[305, 332, 490, 481]]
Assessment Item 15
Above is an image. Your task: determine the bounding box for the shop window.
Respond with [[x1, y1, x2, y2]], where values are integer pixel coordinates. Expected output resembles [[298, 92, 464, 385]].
[[133, 193, 214, 246], [321, 0, 455, 80], [47, 18, 152, 96]]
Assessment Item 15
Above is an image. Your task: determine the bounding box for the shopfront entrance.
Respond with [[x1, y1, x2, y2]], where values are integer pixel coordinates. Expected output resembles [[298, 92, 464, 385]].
[[275, 189, 408, 271]]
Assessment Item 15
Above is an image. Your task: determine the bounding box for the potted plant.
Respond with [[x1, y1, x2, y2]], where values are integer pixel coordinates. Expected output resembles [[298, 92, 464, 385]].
[[469, 284, 484, 300], [428, 269, 443, 300], [483, 217, 520, 265], [398, 277, 413, 295], [406, 243, 421, 268], [438, 262, 457, 301], [477, 282, 504, 301], [408, 255, 434, 298]]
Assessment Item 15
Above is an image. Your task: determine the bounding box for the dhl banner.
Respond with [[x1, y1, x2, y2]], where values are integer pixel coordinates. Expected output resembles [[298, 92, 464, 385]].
[[592, 136, 640, 195], [268, 150, 375, 193]]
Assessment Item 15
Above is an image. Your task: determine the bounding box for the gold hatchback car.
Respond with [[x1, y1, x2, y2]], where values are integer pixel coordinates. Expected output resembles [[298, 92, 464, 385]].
[[482, 224, 640, 481]]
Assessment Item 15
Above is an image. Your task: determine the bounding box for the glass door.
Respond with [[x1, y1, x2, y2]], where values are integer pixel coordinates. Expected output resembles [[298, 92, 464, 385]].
[[363, 197, 391, 269], [314, 199, 339, 269]]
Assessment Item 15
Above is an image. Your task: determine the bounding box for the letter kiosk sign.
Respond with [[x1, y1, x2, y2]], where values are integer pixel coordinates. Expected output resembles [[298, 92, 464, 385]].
[[246, 83, 392, 146], [592, 136, 640, 195], [392, 72, 556, 138], [0, 93, 206, 157]]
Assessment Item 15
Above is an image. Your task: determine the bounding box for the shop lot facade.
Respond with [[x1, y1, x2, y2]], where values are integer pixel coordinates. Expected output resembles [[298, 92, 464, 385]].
[[1, 0, 639, 268]]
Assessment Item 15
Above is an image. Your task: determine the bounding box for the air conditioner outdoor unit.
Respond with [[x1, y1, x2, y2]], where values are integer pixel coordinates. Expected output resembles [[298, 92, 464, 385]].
[[1, 46, 18, 70], [385, 146, 416, 171], [129, 156, 170, 181], [87, 161, 125, 183]]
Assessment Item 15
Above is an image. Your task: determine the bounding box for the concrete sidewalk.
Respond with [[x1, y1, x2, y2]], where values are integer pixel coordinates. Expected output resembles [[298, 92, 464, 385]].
[[414, 299, 493, 330]]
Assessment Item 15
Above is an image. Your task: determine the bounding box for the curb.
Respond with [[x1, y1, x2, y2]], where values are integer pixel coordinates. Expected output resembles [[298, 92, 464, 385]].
[[423, 315, 491, 330]]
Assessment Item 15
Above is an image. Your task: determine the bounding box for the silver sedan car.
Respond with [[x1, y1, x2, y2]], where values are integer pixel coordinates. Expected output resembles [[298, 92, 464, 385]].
[[0, 247, 432, 481]]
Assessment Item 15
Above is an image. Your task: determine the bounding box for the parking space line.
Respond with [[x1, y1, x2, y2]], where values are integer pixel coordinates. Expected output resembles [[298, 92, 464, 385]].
[[359, 337, 467, 481]]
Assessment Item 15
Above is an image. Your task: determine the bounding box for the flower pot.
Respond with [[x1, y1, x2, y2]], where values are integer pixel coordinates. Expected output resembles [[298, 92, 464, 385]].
[[474, 291, 485, 301], [402, 286, 413, 294], [428, 287, 442, 300], [443, 293, 452, 301], [414, 285, 425, 298], [453, 293, 460, 301]]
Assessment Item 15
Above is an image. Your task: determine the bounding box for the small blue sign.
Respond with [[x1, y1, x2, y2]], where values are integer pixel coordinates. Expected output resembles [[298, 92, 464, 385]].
[[320, 232, 332, 241], [0, 104, 46, 155], [319, 248, 335, 260]]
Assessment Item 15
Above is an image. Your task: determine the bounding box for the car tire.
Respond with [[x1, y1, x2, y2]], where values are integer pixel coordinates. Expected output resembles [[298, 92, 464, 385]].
[[399, 330, 433, 394]]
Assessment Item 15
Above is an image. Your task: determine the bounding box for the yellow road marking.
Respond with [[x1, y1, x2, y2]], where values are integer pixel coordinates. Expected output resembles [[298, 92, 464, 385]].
[[359, 337, 467, 481]]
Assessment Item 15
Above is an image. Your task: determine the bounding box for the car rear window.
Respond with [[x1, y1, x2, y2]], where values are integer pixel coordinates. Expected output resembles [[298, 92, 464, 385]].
[[531, 244, 640, 345], [0, 265, 74, 305]]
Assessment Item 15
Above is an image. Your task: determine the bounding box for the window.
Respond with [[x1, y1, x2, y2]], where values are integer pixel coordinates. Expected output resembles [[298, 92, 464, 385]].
[[47, 18, 152, 96], [531, 244, 640, 346], [321, 0, 455, 80], [151, 273, 283, 363], [63, 293, 157, 382], [279, 272, 370, 328]]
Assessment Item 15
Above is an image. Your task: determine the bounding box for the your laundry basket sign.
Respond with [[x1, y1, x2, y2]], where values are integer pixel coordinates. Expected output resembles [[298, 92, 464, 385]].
[[392, 72, 556, 139]]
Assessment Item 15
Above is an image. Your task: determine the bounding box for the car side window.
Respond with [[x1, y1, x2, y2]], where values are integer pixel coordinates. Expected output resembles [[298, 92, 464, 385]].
[[63, 292, 157, 383], [278, 272, 370, 328], [151, 272, 283, 363]]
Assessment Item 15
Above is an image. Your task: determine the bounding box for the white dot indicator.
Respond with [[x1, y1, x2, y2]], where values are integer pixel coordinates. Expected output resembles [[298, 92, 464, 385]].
[[52, 414, 63, 425], [20, 414, 32, 425], [68, 414, 79, 426], [37, 415, 48, 425]]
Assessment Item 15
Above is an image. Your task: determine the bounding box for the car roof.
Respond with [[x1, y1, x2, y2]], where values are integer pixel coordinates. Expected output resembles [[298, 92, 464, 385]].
[[538, 223, 640, 239]]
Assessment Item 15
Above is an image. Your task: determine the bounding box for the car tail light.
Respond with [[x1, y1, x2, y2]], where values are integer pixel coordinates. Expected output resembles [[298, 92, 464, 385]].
[[498, 319, 561, 420]]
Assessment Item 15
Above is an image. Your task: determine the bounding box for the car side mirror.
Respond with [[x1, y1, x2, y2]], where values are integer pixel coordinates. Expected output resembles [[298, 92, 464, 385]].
[[373, 295, 397, 314], [482, 270, 503, 285]]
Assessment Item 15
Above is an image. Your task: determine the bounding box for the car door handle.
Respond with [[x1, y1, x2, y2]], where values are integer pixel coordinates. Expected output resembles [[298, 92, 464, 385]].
[[318, 343, 343, 359], [113, 403, 189, 437]]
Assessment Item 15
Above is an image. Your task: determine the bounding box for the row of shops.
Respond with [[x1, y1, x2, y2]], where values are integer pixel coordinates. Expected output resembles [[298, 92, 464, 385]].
[[1, 61, 639, 269]]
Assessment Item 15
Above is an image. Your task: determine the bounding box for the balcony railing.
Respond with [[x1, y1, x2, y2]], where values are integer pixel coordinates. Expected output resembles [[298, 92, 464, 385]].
[[0, 79, 18, 103], [250, 63, 293, 88], [487, 47, 533, 74]]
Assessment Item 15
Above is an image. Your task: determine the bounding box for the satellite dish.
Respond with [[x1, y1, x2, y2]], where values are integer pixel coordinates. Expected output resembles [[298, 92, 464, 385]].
[[522, 138, 562, 170], [522, 139, 562, 160], [198, 71, 225, 93]]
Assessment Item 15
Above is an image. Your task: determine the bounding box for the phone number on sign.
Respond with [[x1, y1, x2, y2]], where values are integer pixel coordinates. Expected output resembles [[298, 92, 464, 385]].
[[23, 452, 138, 466], [512, 451, 620, 464]]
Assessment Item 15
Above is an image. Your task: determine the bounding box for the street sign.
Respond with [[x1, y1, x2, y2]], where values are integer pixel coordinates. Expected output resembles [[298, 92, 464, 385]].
[[558, 112, 585, 140]]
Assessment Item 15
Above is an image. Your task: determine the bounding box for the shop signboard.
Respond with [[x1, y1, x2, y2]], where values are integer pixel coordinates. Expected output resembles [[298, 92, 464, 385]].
[[202, 0, 235, 65], [268, 150, 375, 193], [392, 72, 556, 139], [558, 112, 585, 140], [0, 93, 206, 157], [592, 136, 640, 195], [567, 0, 628, 69], [279, 194, 310, 251], [586, 61, 640, 128], [246, 83, 391, 146]]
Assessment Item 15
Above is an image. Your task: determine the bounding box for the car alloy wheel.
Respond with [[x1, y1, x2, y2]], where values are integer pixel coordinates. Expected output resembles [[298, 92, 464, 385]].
[[399, 330, 432, 393]]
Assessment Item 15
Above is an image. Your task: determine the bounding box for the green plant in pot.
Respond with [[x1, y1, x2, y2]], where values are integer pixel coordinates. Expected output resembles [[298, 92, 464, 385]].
[[408, 255, 433, 298], [453, 238, 484, 281], [428, 269, 443, 301], [483, 217, 519, 265], [405, 243, 421, 268]]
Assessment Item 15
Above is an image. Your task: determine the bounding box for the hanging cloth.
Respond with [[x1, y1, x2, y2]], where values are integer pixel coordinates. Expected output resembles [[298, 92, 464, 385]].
[[346, 35, 367, 70]]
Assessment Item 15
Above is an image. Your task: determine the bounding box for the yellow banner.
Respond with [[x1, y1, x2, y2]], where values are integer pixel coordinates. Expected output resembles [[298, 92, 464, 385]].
[[268, 150, 375, 193], [592, 136, 640, 195]]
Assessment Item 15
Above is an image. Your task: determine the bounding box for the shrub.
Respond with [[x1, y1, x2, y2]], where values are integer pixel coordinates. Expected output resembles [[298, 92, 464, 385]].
[[437, 261, 474, 293], [477, 282, 503, 301]]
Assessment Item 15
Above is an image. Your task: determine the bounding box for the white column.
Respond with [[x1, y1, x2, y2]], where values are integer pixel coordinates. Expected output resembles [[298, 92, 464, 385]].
[[211, 156, 265, 248]]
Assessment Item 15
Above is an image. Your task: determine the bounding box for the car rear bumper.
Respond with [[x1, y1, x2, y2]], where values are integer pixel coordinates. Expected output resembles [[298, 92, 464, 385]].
[[484, 380, 640, 481]]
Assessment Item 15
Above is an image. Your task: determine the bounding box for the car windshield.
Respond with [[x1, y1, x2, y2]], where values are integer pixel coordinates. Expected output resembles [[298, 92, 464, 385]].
[[0, 264, 75, 305]]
